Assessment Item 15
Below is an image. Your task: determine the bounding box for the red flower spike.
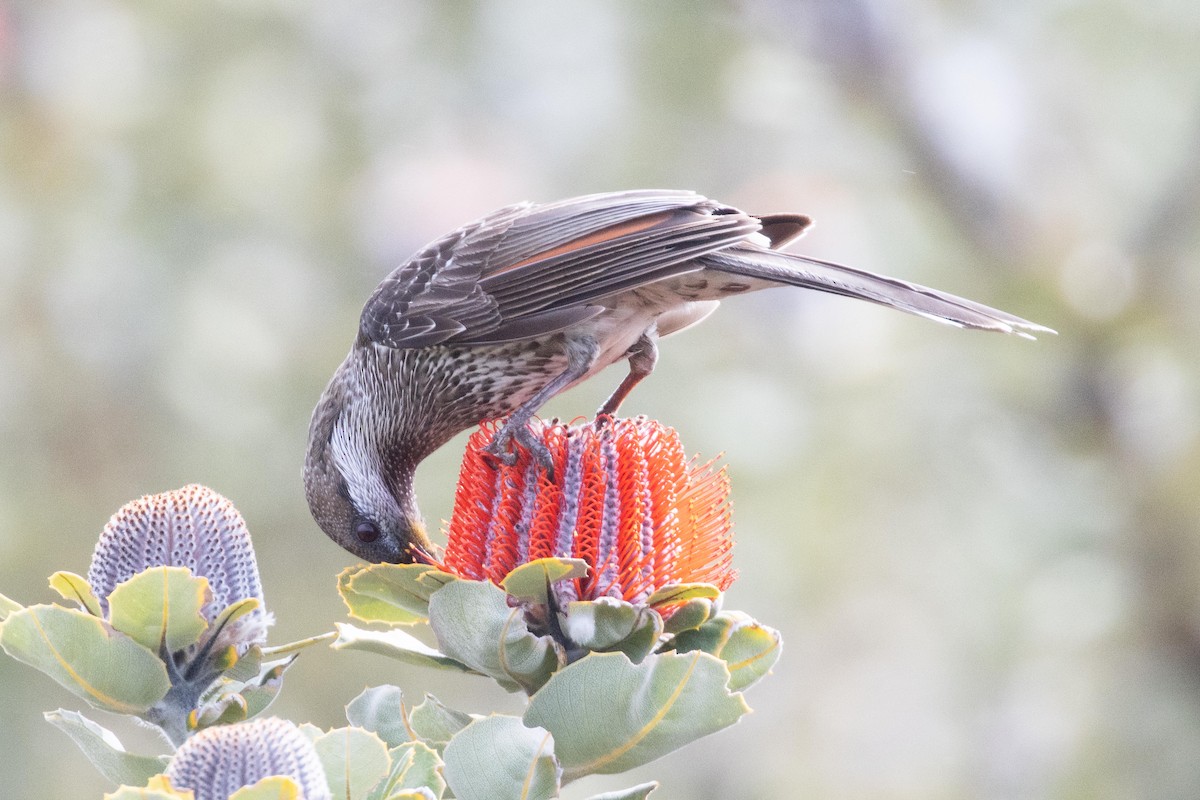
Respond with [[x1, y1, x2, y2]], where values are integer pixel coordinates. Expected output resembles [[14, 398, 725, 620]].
[[441, 417, 736, 605]]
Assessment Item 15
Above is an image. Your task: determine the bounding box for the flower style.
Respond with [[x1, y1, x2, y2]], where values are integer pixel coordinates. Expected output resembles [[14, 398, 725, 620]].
[[165, 716, 331, 800], [441, 416, 735, 605]]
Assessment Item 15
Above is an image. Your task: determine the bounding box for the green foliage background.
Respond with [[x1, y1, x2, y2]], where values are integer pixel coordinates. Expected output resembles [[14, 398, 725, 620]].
[[1, 1, 1198, 797]]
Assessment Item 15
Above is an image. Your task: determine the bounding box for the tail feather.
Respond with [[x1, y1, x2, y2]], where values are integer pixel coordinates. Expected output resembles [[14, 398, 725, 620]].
[[702, 247, 1054, 339]]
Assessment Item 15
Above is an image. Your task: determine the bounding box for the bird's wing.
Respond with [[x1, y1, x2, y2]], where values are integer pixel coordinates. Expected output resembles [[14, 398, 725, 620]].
[[359, 190, 762, 348]]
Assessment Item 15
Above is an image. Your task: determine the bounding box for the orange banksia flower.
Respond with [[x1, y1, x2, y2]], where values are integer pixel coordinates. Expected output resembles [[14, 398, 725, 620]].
[[441, 416, 735, 604]]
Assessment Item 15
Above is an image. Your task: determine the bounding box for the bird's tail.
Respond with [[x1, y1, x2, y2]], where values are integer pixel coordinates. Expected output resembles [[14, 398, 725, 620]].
[[701, 247, 1054, 339]]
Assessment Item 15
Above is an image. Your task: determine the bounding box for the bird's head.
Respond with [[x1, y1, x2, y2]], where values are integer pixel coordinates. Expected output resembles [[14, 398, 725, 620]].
[[304, 468, 434, 564], [303, 374, 437, 565]]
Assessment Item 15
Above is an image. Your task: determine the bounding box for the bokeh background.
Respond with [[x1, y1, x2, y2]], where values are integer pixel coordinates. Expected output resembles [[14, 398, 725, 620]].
[[2, 1, 1198, 798]]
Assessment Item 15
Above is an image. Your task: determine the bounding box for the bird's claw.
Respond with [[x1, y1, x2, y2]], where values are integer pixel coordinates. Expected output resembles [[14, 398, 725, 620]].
[[482, 438, 519, 468], [514, 425, 556, 481], [482, 424, 556, 481]]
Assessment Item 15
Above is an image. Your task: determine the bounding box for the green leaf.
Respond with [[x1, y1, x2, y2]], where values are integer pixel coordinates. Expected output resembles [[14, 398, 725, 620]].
[[660, 598, 714, 635], [208, 597, 260, 638], [0, 591, 21, 621], [240, 656, 293, 718], [671, 611, 782, 692], [332, 623, 476, 674], [229, 777, 302, 800], [0, 605, 170, 714], [0, 592, 20, 623], [298, 722, 325, 742], [223, 643, 265, 682], [192, 692, 249, 729], [563, 599, 662, 662], [48, 572, 102, 616], [45, 708, 169, 786], [501, 558, 589, 604], [427, 580, 558, 693], [107, 567, 210, 653], [563, 599, 638, 649], [347, 685, 410, 748], [104, 776, 191, 800], [586, 781, 659, 800], [524, 651, 749, 781], [339, 564, 455, 624], [314, 726, 392, 800], [442, 716, 559, 800], [408, 694, 472, 750], [194, 651, 295, 731], [369, 741, 445, 800], [260, 630, 337, 658], [644, 583, 720, 608]]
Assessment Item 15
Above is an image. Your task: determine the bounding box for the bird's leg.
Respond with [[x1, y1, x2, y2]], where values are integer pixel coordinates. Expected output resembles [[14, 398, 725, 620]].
[[597, 331, 658, 418], [484, 339, 598, 473]]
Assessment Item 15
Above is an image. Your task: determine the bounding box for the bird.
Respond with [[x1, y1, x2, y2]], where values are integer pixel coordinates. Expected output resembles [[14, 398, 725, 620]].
[[304, 189, 1051, 564]]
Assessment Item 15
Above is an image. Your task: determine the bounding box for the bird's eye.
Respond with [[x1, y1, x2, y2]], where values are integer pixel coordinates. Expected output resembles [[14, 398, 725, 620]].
[[354, 520, 381, 543]]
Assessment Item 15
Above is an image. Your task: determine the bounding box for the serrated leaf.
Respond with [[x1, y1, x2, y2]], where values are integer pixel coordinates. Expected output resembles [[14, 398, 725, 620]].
[[298, 722, 325, 742], [501, 558, 589, 604], [332, 623, 475, 674], [586, 781, 659, 800], [45, 708, 169, 786], [314, 726, 392, 800], [208, 597, 259, 639], [223, 644, 264, 682], [229, 776, 302, 800], [339, 564, 455, 624], [369, 741, 445, 800], [563, 599, 638, 649], [192, 692, 248, 729], [442, 716, 559, 800], [198, 653, 294, 728], [524, 651, 749, 781], [660, 598, 713, 635], [0, 591, 22, 620], [563, 599, 662, 662], [237, 672, 284, 719], [104, 776, 188, 799], [260, 630, 337, 658], [644, 584, 720, 607], [48, 572, 102, 616], [0, 605, 170, 713], [672, 611, 782, 692], [107, 567, 210, 653], [347, 685, 410, 748], [427, 580, 558, 693], [408, 694, 472, 749]]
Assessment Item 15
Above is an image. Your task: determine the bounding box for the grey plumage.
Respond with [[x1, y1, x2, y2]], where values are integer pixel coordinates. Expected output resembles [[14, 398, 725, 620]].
[[305, 189, 1051, 563]]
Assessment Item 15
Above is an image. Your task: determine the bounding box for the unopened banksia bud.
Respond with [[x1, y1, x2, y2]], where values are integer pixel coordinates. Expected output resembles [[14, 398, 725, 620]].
[[88, 484, 271, 654], [165, 716, 331, 800]]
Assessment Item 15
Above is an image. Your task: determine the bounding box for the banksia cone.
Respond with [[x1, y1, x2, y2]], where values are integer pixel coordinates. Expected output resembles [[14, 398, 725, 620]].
[[165, 717, 331, 800], [87, 484, 270, 653], [441, 417, 735, 604]]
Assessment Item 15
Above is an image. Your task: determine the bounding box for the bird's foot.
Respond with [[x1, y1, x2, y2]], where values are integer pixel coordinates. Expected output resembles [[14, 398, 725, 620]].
[[482, 423, 556, 480], [514, 424, 556, 480], [482, 433, 519, 468]]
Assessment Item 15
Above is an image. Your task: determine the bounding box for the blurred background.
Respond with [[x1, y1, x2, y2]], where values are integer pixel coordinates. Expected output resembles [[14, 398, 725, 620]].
[[1, 1, 1198, 797]]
